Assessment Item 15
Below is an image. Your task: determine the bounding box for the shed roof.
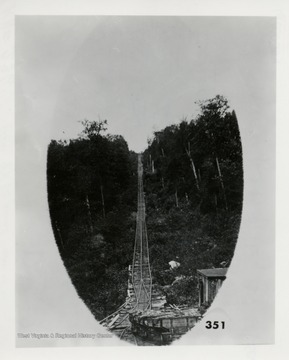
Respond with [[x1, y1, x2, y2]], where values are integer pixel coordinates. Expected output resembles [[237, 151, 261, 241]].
[[137, 308, 201, 319], [197, 268, 228, 278]]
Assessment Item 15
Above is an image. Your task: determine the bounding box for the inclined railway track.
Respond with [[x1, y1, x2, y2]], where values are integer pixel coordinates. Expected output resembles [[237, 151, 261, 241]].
[[100, 154, 153, 344], [100, 154, 201, 345], [131, 154, 152, 312]]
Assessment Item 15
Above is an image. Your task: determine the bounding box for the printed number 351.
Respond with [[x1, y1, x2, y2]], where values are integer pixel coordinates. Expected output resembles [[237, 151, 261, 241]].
[[205, 321, 225, 329]]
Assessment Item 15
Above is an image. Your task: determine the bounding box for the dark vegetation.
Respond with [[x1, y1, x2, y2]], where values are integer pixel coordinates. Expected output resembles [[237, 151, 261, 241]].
[[143, 96, 243, 306], [47, 120, 138, 319], [47, 95, 243, 319]]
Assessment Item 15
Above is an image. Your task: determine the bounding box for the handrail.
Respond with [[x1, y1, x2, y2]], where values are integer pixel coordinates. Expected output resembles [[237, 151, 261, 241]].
[[100, 298, 132, 325], [131, 154, 152, 312]]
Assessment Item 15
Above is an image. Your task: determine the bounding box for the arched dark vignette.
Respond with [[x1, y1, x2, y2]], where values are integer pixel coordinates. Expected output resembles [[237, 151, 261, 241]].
[[47, 95, 243, 345]]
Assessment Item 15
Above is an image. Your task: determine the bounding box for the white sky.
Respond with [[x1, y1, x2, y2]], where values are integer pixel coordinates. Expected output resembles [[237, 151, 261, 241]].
[[16, 16, 275, 152]]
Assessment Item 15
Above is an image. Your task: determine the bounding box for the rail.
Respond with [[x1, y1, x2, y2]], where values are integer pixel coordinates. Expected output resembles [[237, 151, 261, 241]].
[[131, 154, 152, 312], [100, 154, 152, 338]]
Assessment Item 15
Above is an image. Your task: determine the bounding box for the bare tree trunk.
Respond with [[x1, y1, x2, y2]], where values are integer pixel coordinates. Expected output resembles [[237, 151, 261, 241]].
[[175, 189, 179, 208], [185, 142, 200, 190], [100, 184, 106, 218], [161, 148, 165, 157], [152, 160, 155, 173], [215, 156, 228, 211], [161, 177, 165, 189], [86, 195, 94, 233], [198, 168, 202, 183]]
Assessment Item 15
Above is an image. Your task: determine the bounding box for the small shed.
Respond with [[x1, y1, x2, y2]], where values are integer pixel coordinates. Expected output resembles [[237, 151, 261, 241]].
[[197, 268, 228, 306]]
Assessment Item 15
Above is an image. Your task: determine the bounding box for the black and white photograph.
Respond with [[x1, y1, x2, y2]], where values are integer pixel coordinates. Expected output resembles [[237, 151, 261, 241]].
[[14, 12, 277, 351]]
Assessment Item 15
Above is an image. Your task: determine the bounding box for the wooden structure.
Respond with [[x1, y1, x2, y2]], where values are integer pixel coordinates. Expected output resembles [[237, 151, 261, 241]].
[[100, 155, 165, 343], [101, 155, 203, 345], [129, 308, 201, 345], [131, 155, 152, 312], [197, 268, 228, 306]]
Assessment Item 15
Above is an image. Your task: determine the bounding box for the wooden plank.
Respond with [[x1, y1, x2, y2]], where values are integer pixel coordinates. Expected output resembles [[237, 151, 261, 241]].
[[108, 314, 120, 328]]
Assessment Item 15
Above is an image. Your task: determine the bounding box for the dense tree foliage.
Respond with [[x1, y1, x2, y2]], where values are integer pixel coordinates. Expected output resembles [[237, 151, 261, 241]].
[[47, 95, 243, 317], [143, 95, 243, 306], [47, 121, 138, 319]]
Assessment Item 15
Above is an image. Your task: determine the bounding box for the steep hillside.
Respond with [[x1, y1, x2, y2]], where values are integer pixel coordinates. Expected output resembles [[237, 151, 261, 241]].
[[47, 122, 138, 319], [47, 95, 243, 318], [143, 96, 243, 306]]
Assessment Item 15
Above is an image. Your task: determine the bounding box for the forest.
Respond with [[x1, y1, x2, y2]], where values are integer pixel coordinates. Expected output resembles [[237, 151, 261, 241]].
[[47, 95, 243, 320]]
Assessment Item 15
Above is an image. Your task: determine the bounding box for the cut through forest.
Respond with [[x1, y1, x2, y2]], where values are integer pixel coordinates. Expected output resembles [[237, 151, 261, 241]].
[[47, 95, 243, 320]]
